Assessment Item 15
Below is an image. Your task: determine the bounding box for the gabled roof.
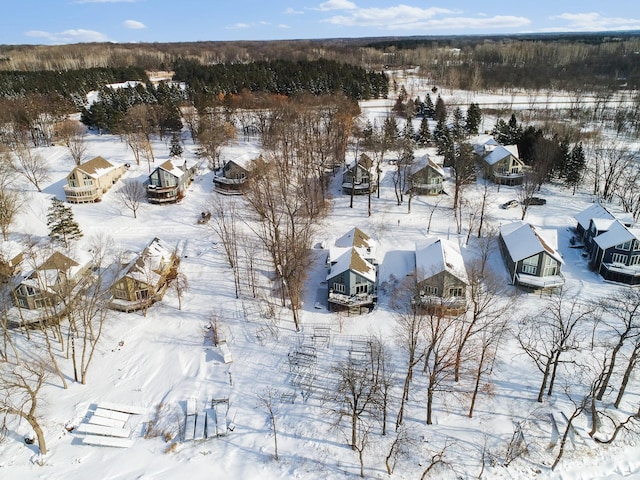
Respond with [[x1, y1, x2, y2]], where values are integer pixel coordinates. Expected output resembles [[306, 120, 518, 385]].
[[415, 237, 468, 285], [121, 237, 175, 287], [327, 247, 377, 283], [156, 159, 187, 178], [410, 154, 445, 177], [344, 153, 373, 172], [575, 203, 635, 231], [500, 221, 563, 264], [484, 144, 520, 166], [225, 153, 259, 172], [575, 203, 614, 231], [21, 251, 86, 293], [75, 156, 118, 178], [329, 227, 377, 264], [594, 220, 640, 250]]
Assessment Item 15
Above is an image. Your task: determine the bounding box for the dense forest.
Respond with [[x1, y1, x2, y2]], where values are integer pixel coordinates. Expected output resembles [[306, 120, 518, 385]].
[[2, 32, 640, 92]]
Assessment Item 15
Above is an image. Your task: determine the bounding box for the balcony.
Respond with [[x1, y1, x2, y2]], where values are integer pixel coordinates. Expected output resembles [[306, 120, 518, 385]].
[[213, 173, 247, 194], [147, 184, 179, 204], [341, 182, 373, 195], [493, 171, 524, 186], [328, 291, 376, 308], [64, 185, 100, 203]]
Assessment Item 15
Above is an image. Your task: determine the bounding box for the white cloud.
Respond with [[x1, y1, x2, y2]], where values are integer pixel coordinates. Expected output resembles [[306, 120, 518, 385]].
[[226, 21, 271, 30], [123, 20, 146, 29], [278, 24, 291, 29], [322, 5, 531, 31], [24, 28, 110, 43], [549, 12, 640, 31], [317, 0, 357, 12], [284, 8, 304, 15]]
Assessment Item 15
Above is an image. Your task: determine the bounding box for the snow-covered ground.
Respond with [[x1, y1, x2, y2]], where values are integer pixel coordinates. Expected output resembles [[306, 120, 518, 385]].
[[1, 91, 640, 480]]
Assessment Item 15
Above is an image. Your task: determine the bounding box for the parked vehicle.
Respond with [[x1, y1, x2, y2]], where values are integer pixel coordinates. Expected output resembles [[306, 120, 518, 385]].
[[524, 197, 547, 206], [501, 199, 519, 209]]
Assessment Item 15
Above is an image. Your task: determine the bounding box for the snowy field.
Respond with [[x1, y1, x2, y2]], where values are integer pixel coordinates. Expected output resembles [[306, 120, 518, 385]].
[[1, 89, 640, 480]]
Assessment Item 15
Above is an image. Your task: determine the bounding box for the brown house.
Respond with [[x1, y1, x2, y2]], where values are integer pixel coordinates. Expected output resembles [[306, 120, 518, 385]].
[[0, 241, 24, 282], [407, 154, 445, 195], [64, 156, 127, 203], [213, 156, 258, 194], [110, 237, 178, 312], [12, 251, 92, 311]]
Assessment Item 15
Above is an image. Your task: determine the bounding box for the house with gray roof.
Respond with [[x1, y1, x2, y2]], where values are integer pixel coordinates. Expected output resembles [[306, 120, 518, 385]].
[[499, 221, 564, 290]]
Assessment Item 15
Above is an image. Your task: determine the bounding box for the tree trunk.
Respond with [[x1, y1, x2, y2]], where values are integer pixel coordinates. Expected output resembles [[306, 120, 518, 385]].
[[614, 347, 638, 408], [537, 358, 552, 403], [597, 339, 625, 400], [547, 350, 562, 397], [469, 348, 487, 418]]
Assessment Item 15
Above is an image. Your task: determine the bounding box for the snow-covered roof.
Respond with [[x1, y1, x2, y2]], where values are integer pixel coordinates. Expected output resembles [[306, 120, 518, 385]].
[[500, 221, 563, 264], [484, 144, 519, 166], [75, 156, 119, 179], [344, 153, 374, 173], [574, 203, 614, 231], [122, 237, 175, 287], [226, 153, 259, 172], [329, 227, 376, 264], [327, 247, 377, 283], [0, 241, 24, 265], [410, 154, 445, 177], [591, 218, 617, 233], [471, 134, 497, 155], [594, 220, 640, 250], [157, 159, 187, 178], [20, 251, 87, 293], [415, 237, 468, 284]]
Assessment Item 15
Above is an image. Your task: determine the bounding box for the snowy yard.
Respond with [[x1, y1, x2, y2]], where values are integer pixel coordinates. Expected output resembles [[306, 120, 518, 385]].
[[1, 89, 640, 480]]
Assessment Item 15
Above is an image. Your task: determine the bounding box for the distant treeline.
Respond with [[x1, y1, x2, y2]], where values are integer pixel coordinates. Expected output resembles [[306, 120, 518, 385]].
[[172, 58, 388, 100], [0, 66, 148, 100]]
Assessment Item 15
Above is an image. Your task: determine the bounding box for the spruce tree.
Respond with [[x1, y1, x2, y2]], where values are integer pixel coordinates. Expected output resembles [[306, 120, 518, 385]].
[[465, 102, 482, 135], [564, 143, 586, 194], [416, 117, 431, 146], [47, 198, 83, 248], [169, 132, 183, 158]]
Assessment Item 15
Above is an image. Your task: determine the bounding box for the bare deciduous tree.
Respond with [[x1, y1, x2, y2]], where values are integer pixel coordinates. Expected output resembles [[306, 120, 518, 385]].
[[9, 146, 50, 192], [0, 150, 24, 240], [56, 119, 87, 166], [0, 359, 49, 455], [116, 179, 146, 219], [257, 387, 280, 461], [208, 200, 241, 299]]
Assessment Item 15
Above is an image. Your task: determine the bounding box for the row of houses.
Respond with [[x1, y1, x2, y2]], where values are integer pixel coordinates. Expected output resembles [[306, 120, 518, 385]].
[[324, 220, 566, 316], [63, 156, 196, 205], [1, 237, 178, 324]]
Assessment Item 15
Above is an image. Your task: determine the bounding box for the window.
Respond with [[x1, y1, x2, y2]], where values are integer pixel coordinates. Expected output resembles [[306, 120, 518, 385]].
[[448, 287, 463, 297], [355, 284, 368, 294], [421, 286, 438, 296], [543, 256, 559, 277], [616, 241, 632, 251], [135, 289, 149, 301], [17, 297, 28, 308], [35, 298, 51, 309], [630, 255, 640, 266], [114, 289, 128, 300], [511, 166, 520, 174], [612, 253, 628, 265], [333, 283, 345, 293], [633, 240, 640, 251], [522, 255, 538, 275]]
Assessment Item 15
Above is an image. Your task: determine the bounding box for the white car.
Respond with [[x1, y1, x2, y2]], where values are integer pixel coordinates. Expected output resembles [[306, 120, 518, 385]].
[[501, 199, 519, 209]]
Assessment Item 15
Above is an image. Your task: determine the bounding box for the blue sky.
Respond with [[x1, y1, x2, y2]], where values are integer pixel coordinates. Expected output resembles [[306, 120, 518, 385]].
[[3, 0, 640, 45]]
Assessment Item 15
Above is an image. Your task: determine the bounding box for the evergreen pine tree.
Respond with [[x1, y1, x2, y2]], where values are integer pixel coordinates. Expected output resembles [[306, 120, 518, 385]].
[[565, 142, 586, 194], [169, 132, 183, 158], [416, 117, 431, 146], [424, 94, 435, 118], [465, 102, 482, 135], [435, 95, 447, 123], [451, 107, 465, 140], [47, 198, 83, 248]]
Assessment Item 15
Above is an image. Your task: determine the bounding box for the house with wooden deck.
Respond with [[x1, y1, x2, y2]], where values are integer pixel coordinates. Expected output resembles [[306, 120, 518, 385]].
[[12, 251, 92, 312], [342, 154, 377, 195], [326, 228, 378, 314], [109, 237, 178, 312], [146, 159, 197, 204], [63, 156, 127, 203]]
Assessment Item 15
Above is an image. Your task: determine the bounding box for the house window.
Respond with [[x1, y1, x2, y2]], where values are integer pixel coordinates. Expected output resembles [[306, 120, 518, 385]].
[[355, 284, 368, 294], [17, 297, 28, 308], [69, 176, 78, 187], [633, 240, 640, 251], [543, 256, 559, 276], [611, 253, 628, 265], [630, 255, 640, 266], [19, 285, 36, 296], [333, 283, 345, 293], [35, 298, 51, 309], [616, 241, 632, 251], [135, 289, 149, 301], [522, 255, 538, 275], [448, 287, 463, 297], [421, 286, 438, 296], [114, 289, 128, 300], [511, 166, 520, 174]]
